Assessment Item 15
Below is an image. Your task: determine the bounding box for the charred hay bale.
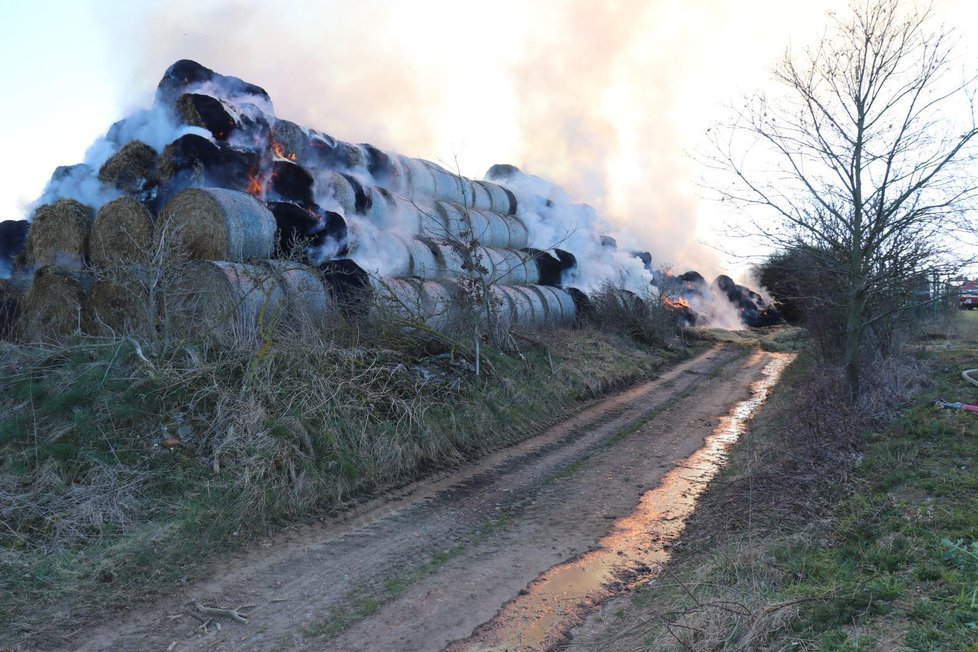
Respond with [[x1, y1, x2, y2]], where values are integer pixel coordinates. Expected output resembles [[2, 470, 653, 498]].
[[158, 187, 275, 261], [175, 93, 238, 140], [269, 160, 314, 206], [158, 134, 224, 195], [0, 219, 29, 275], [362, 144, 396, 183], [98, 141, 159, 194], [269, 202, 348, 260], [156, 135, 257, 207], [89, 197, 155, 266], [341, 174, 372, 215], [306, 131, 365, 170], [156, 59, 270, 107], [319, 258, 372, 315], [521, 248, 562, 286], [25, 199, 94, 270], [163, 261, 285, 341], [82, 271, 151, 336], [632, 250, 653, 270], [157, 60, 216, 105], [271, 119, 306, 160], [20, 267, 93, 341], [269, 202, 318, 258]]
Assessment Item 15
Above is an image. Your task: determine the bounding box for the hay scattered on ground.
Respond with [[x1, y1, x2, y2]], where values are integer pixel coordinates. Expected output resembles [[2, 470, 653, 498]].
[[89, 197, 155, 267], [20, 267, 93, 341], [98, 141, 158, 193], [25, 199, 94, 270], [157, 187, 275, 261]]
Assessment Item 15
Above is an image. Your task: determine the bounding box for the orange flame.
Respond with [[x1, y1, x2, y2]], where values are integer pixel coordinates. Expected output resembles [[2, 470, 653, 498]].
[[663, 296, 690, 310], [247, 173, 264, 197], [272, 142, 297, 161]]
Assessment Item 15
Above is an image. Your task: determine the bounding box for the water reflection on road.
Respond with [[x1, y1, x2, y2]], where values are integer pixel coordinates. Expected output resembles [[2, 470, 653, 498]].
[[448, 352, 795, 652]]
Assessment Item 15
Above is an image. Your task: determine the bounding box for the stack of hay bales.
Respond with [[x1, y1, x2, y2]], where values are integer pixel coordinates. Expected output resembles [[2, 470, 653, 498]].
[[6, 59, 580, 344]]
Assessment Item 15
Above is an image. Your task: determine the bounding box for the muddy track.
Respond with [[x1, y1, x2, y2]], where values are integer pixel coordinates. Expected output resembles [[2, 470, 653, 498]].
[[70, 344, 777, 652]]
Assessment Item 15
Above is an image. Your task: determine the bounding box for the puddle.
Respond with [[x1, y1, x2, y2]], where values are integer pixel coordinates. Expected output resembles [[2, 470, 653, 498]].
[[446, 353, 795, 652]]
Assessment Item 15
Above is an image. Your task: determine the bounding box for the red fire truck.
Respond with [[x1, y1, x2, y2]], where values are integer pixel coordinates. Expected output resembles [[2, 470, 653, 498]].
[[960, 280, 978, 310]]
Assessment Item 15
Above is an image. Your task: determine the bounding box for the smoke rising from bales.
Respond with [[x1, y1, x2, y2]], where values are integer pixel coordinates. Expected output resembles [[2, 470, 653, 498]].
[[92, 0, 726, 275]]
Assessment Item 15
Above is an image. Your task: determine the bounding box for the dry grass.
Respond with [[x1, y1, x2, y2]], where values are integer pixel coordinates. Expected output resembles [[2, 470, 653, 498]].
[[586, 283, 678, 348], [0, 313, 686, 647]]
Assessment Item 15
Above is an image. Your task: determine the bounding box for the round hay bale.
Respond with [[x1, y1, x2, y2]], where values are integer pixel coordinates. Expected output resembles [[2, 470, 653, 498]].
[[82, 271, 151, 336], [317, 172, 356, 215], [269, 160, 314, 206], [89, 197, 155, 266], [158, 187, 276, 261], [98, 140, 159, 194], [0, 278, 24, 340], [522, 248, 563, 287], [318, 258, 372, 316], [307, 132, 365, 170], [164, 261, 285, 341], [271, 119, 306, 160], [158, 134, 223, 186], [261, 259, 330, 327], [20, 267, 93, 341], [25, 199, 94, 270], [156, 59, 270, 107]]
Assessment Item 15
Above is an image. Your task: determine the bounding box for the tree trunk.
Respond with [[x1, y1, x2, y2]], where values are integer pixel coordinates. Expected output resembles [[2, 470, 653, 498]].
[[844, 287, 867, 404]]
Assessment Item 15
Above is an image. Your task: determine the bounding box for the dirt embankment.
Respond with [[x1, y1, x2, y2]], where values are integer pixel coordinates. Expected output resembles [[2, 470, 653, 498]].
[[70, 343, 780, 651]]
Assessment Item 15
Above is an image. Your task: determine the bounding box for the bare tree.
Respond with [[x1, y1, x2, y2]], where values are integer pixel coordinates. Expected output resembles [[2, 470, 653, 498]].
[[706, 0, 978, 401]]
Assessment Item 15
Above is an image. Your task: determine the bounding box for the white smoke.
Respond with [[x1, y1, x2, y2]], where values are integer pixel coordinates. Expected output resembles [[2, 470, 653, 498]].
[[686, 290, 746, 331], [31, 105, 209, 217]]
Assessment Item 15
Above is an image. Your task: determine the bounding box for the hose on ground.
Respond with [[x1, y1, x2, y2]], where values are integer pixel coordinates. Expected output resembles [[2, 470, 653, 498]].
[[962, 368, 978, 388]]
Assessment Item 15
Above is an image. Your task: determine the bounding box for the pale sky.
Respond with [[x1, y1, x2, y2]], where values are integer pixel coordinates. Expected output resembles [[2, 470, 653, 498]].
[[2, 0, 976, 277]]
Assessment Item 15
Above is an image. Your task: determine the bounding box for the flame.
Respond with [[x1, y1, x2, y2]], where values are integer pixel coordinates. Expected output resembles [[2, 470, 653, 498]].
[[272, 141, 297, 161], [663, 296, 690, 310], [247, 172, 264, 197]]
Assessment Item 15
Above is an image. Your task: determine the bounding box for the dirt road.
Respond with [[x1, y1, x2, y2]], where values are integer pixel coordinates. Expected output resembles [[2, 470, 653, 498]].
[[71, 344, 784, 651]]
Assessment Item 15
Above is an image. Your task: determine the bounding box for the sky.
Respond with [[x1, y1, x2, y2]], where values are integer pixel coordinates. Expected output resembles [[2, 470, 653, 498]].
[[1, 0, 977, 279]]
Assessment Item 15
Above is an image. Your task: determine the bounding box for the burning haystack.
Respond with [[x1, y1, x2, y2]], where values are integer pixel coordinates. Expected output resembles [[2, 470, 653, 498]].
[[0, 60, 778, 342]]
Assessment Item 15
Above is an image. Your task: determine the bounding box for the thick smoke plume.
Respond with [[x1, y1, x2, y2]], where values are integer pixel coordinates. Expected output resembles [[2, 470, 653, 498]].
[[95, 0, 723, 273]]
